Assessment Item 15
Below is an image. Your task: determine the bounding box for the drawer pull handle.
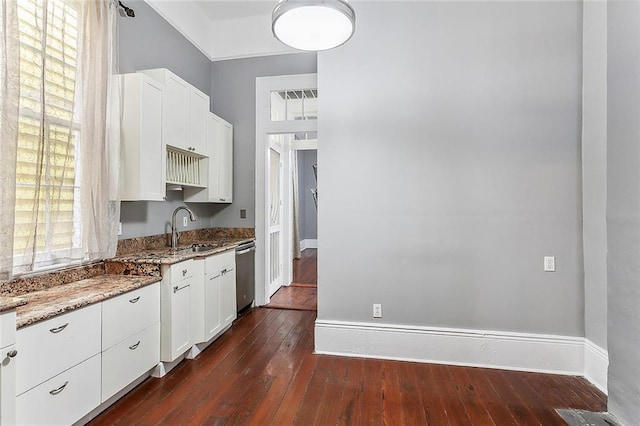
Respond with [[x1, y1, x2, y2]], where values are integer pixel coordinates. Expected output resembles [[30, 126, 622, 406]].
[[129, 341, 141, 350], [182, 269, 188, 276], [173, 284, 190, 293], [129, 296, 140, 303], [7, 350, 17, 358], [49, 323, 69, 334], [49, 381, 69, 395]]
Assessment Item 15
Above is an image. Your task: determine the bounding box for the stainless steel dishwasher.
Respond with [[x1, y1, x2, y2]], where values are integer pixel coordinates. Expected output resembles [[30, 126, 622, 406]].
[[235, 241, 256, 313]]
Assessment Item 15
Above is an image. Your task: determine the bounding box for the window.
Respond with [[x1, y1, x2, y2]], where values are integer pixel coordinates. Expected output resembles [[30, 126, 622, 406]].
[[13, 0, 82, 273], [270, 89, 318, 121]]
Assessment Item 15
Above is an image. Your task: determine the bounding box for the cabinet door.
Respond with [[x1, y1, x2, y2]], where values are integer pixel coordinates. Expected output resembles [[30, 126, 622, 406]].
[[170, 280, 191, 361], [120, 73, 165, 201], [0, 344, 17, 425], [162, 73, 190, 151], [189, 88, 209, 154], [218, 121, 233, 202], [209, 113, 233, 203], [204, 271, 222, 341], [220, 267, 237, 327]]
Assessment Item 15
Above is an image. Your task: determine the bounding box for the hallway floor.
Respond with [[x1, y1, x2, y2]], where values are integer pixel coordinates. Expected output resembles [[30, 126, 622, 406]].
[[267, 248, 317, 311]]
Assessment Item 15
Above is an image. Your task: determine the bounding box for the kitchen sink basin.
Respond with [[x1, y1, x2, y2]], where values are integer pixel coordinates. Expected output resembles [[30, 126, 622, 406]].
[[172, 243, 219, 255], [190, 244, 218, 253]]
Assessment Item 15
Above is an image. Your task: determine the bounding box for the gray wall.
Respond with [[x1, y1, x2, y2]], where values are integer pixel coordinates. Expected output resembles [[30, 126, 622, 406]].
[[118, 1, 218, 238], [210, 53, 317, 228], [119, 0, 211, 94], [607, 1, 640, 423], [581, 1, 607, 350], [298, 150, 318, 241], [318, 1, 584, 336]]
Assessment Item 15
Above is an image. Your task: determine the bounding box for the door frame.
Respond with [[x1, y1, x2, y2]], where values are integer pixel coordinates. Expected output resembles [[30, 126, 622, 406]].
[[255, 74, 318, 306]]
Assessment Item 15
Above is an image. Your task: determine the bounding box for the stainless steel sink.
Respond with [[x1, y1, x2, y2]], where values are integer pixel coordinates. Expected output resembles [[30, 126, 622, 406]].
[[190, 244, 218, 253], [172, 243, 219, 255]]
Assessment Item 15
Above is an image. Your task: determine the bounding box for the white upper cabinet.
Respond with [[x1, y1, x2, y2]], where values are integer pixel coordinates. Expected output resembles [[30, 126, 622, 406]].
[[120, 73, 165, 201], [139, 68, 210, 155], [189, 88, 210, 154], [184, 112, 233, 203]]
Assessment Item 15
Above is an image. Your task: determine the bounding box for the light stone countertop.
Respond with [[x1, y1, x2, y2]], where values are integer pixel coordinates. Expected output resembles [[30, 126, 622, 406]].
[[0, 297, 27, 313], [15, 274, 160, 329], [109, 237, 254, 265]]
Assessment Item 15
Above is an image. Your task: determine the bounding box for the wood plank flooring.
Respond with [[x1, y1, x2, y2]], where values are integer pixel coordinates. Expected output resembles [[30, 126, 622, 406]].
[[292, 248, 317, 285], [266, 284, 317, 311], [90, 308, 606, 425]]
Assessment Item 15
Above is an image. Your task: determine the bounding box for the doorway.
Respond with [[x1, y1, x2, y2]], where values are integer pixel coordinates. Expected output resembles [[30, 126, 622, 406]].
[[292, 148, 317, 287], [255, 74, 318, 306]]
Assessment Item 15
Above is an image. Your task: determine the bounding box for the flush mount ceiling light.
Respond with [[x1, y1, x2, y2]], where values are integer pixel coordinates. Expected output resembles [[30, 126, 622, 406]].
[[272, 0, 356, 51]]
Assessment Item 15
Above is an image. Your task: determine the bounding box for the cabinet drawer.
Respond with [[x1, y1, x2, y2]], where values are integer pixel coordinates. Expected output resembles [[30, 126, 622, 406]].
[[102, 322, 160, 402], [204, 250, 235, 276], [15, 354, 101, 426], [170, 259, 194, 283], [16, 303, 101, 395], [102, 283, 160, 350]]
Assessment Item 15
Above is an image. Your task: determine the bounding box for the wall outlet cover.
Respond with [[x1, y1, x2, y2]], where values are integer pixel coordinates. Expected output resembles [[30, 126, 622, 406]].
[[373, 303, 382, 318], [544, 256, 556, 272], [183, 216, 188, 227], [240, 209, 247, 219]]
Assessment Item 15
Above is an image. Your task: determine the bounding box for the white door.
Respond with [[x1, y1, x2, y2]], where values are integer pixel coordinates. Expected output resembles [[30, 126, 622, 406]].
[[267, 138, 284, 297]]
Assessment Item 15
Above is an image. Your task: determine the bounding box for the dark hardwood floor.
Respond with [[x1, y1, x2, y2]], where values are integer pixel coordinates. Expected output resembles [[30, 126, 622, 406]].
[[266, 284, 317, 311], [292, 248, 317, 285], [90, 308, 606, 425]]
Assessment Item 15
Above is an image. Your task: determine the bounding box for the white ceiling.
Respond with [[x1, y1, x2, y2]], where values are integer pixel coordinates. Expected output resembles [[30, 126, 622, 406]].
[[194, 1, 275, 22], [145, 0, 296, 61]]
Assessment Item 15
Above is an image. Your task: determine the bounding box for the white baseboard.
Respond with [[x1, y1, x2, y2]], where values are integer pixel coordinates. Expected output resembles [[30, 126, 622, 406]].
[[584, 339, 608, 394], [315, 320, 592, 377], [300, 239, 317, 250]]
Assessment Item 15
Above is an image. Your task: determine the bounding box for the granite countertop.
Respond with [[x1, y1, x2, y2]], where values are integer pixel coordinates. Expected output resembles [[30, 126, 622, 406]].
[[109, 237, 254, 265], [15, 274, 160, 329], [0, 297, 27, 313]]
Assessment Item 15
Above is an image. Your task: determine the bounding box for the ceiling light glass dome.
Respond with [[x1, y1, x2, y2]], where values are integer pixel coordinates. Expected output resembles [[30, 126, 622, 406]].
[[272, 0, 356, 51]]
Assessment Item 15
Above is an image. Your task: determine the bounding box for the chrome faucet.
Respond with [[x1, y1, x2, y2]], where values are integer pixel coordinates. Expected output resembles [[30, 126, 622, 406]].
[[171, 206, 196, 250]]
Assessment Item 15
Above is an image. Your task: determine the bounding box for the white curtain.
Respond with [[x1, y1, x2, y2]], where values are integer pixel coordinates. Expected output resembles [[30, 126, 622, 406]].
[[0, 0, 120, 279], [291, 151, 301, 259], [0, 1, 20, 280], [77, 0, 121, 261]]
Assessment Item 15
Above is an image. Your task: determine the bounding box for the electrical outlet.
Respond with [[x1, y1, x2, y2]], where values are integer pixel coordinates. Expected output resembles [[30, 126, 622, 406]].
[[118, 222, 122, 236], [240, 209, 247, 219], [183, 216, 188, 227], [544, 256, 555, 272], [373, 304, 382, 318]]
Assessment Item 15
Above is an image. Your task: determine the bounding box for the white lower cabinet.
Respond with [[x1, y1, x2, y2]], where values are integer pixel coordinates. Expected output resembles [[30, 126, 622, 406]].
[[102, 283, 160, 351], [161, 260, 202, 362], [16, 303, 101, 395], [101, 322, 160, 402], [14, 282, 161, 424], [0, 310, 17, 426], [191, 250, 237, 345], [16, 354, 101, 426]]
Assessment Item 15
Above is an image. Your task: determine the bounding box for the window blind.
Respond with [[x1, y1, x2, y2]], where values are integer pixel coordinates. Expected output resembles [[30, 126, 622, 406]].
[[13, 0, 81, 271]]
